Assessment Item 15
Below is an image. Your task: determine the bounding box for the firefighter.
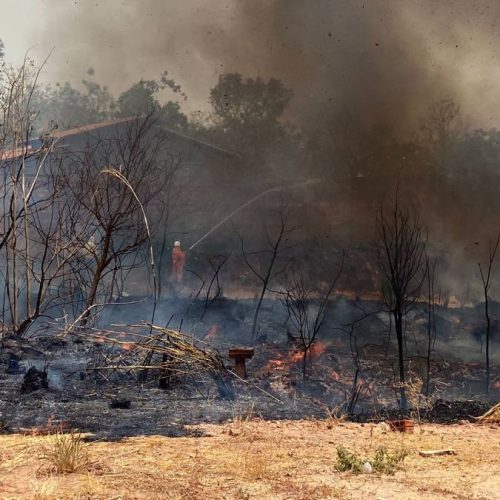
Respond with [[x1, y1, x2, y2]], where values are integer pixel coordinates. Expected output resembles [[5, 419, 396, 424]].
[[170, 240, 186, 284]]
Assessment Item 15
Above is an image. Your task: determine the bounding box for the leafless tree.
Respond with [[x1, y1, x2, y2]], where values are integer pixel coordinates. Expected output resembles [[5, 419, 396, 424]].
[[478, 231, 500, 394], [204, 251, 232, 309], [280, 255, 344, 379], [419, 99, 465, 177], [336, 303, 384, 416], [420, 99, 464, 146], [376, 194, 427, 410], [0, 56, 79, 337], [57, 114, 178, 325], [424, 255, 439, 396], [239, 194, 296, 344]]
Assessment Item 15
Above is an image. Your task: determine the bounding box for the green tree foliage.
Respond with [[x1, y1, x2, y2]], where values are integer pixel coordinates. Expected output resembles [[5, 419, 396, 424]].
[[116, 79, 158, 116], [116, 71, 187, 130], [208, 73, 294, 163], [34, 69, 187, 133], [35, 78, 114, 131]]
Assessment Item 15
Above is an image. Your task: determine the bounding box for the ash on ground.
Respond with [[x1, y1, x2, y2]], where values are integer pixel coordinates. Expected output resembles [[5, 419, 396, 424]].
[[1, 300, 497, 440]]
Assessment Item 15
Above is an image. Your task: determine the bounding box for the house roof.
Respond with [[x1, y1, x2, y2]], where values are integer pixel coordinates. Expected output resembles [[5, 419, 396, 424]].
[[49, 117, 133, 140], [160, 127, 241, 159], [49, 117, 241, 159], [1, 117, 241, 161], [0, 144, 34, 161]]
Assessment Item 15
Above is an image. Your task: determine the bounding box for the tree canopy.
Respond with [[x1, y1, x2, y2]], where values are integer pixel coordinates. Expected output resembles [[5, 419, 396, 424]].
[[33, 69, 187, 133], [208, 73, 294, 163]]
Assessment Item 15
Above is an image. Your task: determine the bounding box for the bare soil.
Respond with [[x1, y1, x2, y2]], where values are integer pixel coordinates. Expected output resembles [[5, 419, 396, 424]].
[[0, 420, 498, 499]]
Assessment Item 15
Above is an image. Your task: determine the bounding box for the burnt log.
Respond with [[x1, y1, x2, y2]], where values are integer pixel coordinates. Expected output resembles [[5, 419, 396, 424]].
[[20, 367, 48, 393]]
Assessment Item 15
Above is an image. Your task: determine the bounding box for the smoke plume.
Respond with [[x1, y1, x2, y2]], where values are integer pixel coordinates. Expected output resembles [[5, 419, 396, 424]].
[[27, 1, 500, 303], [31, 0, 500, 131]]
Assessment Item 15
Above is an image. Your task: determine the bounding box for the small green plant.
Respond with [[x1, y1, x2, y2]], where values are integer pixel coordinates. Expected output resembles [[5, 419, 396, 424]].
[[371, 446, 408, 475], [335, 446, 364, 473], [41, 430, 88, 473], [335, 445, 407, 475]]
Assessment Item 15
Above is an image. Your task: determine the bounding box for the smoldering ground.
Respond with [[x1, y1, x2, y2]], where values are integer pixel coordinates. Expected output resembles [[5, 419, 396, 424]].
[[2, 2, 500, 356]]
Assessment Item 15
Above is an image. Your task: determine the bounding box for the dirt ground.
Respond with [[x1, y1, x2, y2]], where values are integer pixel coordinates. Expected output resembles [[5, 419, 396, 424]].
[[0, 419, 498, 499]]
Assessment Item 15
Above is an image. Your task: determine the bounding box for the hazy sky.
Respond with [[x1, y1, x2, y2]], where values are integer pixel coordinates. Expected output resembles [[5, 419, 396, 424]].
[[3, 1, 500, 128]]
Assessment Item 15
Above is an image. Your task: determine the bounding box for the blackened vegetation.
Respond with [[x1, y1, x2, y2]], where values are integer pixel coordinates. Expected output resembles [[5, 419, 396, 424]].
[[424, 256, 439, 397], [239, 194, 296, 344], [0, 41, 499, 434], [478, 233, 500, 394], [350, 399, 491, 425], [377, 195, 427, 409], [109, 398, 131, 409], [279, 253, 344, 380], [21, 366, 48, 393], [72, 324, 235, 401]]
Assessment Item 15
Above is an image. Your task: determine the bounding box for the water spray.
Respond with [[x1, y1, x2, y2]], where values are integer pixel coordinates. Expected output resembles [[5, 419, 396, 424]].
[[188, 178, 319, 251]]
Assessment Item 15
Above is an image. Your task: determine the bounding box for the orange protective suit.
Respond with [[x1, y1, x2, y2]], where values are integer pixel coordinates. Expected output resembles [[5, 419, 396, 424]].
[[170, 246, 186, 283]]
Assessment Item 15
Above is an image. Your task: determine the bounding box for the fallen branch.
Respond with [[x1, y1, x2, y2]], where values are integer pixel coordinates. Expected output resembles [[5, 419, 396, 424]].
[[419, 449, 456, 457]]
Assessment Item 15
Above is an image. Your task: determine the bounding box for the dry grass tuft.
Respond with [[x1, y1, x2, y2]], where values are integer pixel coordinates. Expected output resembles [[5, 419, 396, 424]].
[[228, 403, 266, 442], [476, 402, 500, 424], [240, 449, 271, 480], [324, 404, 347, 428], [31, 479, 57, 499], [40, 430, 89, 474]]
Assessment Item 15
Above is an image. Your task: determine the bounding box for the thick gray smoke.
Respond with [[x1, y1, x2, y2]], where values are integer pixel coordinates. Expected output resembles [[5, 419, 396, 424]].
[[28, 1, 500, 304], [32, 0, 500, 131]]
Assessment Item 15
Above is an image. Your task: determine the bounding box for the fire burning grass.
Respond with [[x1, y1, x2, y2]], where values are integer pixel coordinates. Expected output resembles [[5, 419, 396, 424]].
[[0, 420, 498, 499], [262, 340, 329, 372]]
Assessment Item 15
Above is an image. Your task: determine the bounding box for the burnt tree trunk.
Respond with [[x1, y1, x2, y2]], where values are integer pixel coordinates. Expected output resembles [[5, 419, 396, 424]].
[[484, 292, 491, 394], [81, 226, 112, 326], [393, 307, 407, 410], [302, 346, 309, 380], [478, 231, 500, 395]]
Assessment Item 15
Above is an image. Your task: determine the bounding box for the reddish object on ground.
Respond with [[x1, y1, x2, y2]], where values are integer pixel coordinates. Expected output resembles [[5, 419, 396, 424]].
[[228, 347, 255, 379], [170, 247, 186, 283], [389, 419, 414, 433]]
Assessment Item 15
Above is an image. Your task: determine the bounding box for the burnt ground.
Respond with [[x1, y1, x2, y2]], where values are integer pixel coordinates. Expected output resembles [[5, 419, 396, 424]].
[[0, 297, 499, 439]]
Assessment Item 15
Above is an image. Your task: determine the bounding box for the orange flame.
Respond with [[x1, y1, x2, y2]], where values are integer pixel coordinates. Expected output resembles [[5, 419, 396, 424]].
[[268, 358, 287, 369], [290, 351, 304, 362], [205, 325, 218, 340], [310, 340, 328, 357]]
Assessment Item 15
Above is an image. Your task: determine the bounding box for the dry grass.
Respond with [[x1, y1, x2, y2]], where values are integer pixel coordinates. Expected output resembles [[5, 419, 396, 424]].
[[476, 401, 500, 424], [40, 430, 89, 474], [0, 420, 498, 499], [323, 404, 347, 428]]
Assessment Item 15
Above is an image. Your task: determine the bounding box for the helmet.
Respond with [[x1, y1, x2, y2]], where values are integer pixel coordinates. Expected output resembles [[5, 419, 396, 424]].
[[173, 241, 181, 247]]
